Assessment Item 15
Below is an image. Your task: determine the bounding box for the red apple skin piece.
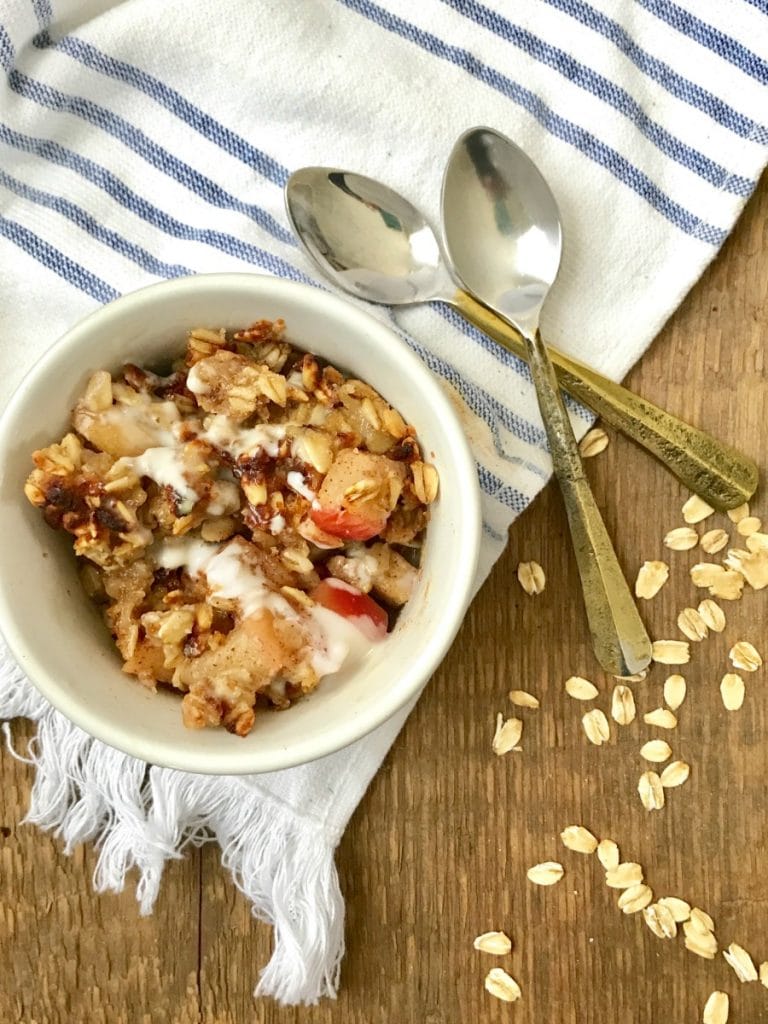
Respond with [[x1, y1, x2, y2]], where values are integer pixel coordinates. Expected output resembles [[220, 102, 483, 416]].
[[312, 578, 389, 639], [310, 449, 406, 540]]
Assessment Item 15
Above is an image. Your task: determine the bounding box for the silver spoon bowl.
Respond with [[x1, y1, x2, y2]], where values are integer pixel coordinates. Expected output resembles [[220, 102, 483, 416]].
[[285, 168, 756, 511]]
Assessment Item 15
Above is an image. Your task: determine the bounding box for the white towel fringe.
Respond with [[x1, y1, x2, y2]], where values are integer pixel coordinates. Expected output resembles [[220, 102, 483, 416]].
[[0, 652, 344, 1006]]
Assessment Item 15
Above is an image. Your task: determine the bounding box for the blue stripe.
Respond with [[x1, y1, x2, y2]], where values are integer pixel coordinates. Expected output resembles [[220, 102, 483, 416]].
[[542, 0, 768, 144], [635, 0, 768, 84], [30, 0, 52, 46], [441, 0, 753, 196], [31, 0, 53, 29], [483, 521, 507, 542], [0, 216, 118, 303], [477, 465, 531, 513], [37, 34, 289, 187], [0, 169, 196, 280], [337, 0, 726, 244], [7, 70, 293, 245], [0, 26, 14, 72], [0, 123, 308, 283]]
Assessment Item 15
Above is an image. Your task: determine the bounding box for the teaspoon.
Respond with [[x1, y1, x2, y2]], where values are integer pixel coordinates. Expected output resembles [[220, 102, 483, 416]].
[[285, 167, 756, 511], [443, 126, 650, 676]]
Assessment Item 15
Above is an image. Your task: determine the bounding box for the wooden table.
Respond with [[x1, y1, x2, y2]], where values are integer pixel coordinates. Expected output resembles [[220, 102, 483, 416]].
[[2, 175, 766, 1024]]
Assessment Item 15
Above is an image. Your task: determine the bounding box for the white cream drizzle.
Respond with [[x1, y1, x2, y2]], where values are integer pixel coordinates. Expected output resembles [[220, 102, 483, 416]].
[[269, 513, 286, 535], [102, 399, 180, 449], [125, 446, 199, 510], [156, 537, 292, 618], [286, 470, 316, 501], [185, 362, 210, 395], [155, 537, 377, 679], [197, 415, 286, 460]]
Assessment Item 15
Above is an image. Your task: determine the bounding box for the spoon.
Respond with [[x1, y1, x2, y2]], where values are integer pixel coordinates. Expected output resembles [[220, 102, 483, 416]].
[[443, 126, 650, 676], [285, 168, 757, 512]]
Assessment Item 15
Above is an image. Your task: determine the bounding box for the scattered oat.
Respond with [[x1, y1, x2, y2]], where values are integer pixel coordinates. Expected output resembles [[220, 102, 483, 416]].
[[596, 839, 620, 871], [712, 571, 746, 601], [736, 515, 762, 537], [727, 502, 750, 523], [579, 427, 609, 458], [517, 561, 545, 595], [723, 942, 758, 983], [605, 862, 643, 889], [643, 708, 678, 729], [677, 607, 708, 642], [527, 862, 564, 886], [689, 908, 715, 934], [663, 674, 686, 710], [684, 921, 718, 959], [618, 883, 653, 914], [683, 495, 715, 524], [492, 713, 523, 755], [508, 689, 540, 709], [701, 528, 729, 554], [720, 673, 745, 711], [660, 761, 690, 788], [691, 564, 745, 600], [725, 546, 768, 589], [643, 903, 677, 939], [484, 967, 522, 1002], [651, 640, 690, 665], [703, 991, 729, 1024], [658, 896, 691, 923], [635, 560, 670, 600], [565, 675, 599, 700], [760, 961, 768, 989], [614, 669, 648, 683], [473, 931, 512, 955], [664, 526, 699, 551], [746, 531, 768, 551], [582, 709, 610, 745], [641, 739, 672, 762], [638, 771, 665, 810], [691, 563, 727, 587], [611, 685, 636, 726], [729, 641, 762, 672], [698, 599, 726, 632], [560, 825, 599, 854]]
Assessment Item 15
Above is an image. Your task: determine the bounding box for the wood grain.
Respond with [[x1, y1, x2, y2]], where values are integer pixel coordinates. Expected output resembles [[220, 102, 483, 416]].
[[2, 174, 767, 1024]]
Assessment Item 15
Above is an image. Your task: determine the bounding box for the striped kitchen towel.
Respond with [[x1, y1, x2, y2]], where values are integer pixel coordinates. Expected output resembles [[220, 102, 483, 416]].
[[1, 0, 766, 1006]]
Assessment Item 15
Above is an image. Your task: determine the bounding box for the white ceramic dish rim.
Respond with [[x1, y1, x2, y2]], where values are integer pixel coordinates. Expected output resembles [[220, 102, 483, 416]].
[[0, 274, 482, 774]]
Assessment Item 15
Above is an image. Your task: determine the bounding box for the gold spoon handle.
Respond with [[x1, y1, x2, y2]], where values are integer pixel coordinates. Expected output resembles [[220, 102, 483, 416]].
[[453, 289, 757, 511], [524, 327, 651, 676]]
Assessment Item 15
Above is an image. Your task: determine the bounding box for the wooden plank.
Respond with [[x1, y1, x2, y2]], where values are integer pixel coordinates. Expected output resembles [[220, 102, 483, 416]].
[[0, 722, 202, 1024], [2, 173, 766, 1022]]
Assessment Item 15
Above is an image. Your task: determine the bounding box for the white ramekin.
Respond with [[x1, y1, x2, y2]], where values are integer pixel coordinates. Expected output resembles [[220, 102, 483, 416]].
[[0, 274, 481, 774]]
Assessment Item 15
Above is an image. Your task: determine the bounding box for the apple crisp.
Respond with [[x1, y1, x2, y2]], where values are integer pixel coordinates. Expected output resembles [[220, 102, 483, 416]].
[[24, 319, 437, 736]]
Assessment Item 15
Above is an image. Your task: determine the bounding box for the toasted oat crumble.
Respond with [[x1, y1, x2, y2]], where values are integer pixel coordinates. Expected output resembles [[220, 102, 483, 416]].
[[25, 320, 438, 735]]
